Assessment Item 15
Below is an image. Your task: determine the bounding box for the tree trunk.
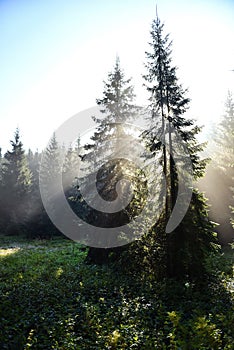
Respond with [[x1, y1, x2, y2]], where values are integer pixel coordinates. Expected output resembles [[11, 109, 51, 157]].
[[85, 247, 110, 265]]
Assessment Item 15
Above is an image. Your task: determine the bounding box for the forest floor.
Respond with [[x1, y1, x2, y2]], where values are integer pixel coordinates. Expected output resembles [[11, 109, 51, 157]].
[[0, 235, 233, 349]]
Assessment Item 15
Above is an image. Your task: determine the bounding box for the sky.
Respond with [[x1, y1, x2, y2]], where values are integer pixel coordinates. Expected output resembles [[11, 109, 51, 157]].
[[1, 0, 234, 153]]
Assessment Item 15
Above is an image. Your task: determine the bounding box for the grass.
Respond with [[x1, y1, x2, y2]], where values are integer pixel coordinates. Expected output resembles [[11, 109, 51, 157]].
[[0, 235, 233, 349]]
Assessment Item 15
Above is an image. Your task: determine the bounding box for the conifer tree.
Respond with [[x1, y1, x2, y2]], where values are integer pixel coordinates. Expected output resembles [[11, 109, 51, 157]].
[[27, 149, 41, 187], [38, 133, 63, 237], [62, 142, 81, 198], [26, 149, 46, 238], [0, 129, 32, 234], [79, 57, 140, 264], [41, 133, 62, 182], [143, 14, 218, 278]]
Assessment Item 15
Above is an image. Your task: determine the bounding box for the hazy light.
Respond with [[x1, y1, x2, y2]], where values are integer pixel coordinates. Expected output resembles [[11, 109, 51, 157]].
[[0, 0, 234, 152]]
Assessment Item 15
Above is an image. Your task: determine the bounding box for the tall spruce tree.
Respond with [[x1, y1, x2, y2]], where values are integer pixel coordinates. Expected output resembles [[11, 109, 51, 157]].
[[79, 57, 140, 264], [143, 14, 218, 278], [0, 129, 32, 235]]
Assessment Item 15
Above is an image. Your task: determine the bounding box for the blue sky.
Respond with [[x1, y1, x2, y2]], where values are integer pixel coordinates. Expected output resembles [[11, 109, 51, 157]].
[[1, 0, 234, 152]]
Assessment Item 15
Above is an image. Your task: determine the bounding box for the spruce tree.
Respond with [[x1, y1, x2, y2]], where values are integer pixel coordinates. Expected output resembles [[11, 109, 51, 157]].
[[0, 129, 32, 235], [143, 14, 218, 278], [39, 133, 63, 237], [62, 142, 81, 199], [27, 149, 41, 187], [79, 57, 140, 264], [26, 149, 46, 238]]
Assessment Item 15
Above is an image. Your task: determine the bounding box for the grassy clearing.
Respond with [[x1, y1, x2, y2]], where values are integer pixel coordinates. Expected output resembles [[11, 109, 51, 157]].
[[0, 235, 233, 349]]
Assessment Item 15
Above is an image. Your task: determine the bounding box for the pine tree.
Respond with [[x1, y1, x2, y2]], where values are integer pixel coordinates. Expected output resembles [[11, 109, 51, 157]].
[[25, 148, 46, 238], [62, 142, 81, 199], [143, 14, 218, 278], [79, 57, 140, 264], [38, 133, 63, 237], [0, 129, 32, 235], [41, 133, 62, 181], [96, 56, 138, 123], [27, 149, 40, 186]]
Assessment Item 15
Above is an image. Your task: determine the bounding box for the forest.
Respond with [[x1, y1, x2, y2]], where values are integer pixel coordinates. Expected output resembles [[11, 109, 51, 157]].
[[0, 12, 233, 350]]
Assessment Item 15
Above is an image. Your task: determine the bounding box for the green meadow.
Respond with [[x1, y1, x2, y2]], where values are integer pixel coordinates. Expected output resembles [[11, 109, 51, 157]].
[[0, 235, 233, 349]]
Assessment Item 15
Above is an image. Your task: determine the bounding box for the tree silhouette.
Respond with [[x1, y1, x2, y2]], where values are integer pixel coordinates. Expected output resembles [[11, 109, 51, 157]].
[[143, 13, 218, 278], [79, 57, 140, 264], [0, 129, 32, 234]]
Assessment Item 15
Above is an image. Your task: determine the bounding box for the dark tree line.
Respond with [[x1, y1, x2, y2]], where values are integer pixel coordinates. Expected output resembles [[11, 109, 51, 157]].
[[0, 129, 32, 235], [0, 130, 81, 238]]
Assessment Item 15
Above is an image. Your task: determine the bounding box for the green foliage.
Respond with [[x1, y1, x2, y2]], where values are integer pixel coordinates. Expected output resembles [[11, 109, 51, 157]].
[[120, 192, 220, 280], [0, 14, 233, 348], [22, 133, 70, 239], [40, 133, 62, 184], [167, 190, 220, 278], [62, 143, 80, 197], [0, 236, 233, 349], [96, 55, 138, 123], [79, 57, 140, 264], [141, 13, 217, 278]]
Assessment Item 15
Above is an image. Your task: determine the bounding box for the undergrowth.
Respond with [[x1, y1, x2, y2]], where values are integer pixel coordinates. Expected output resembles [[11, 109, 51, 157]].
[[0, 235, 233, 349]]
